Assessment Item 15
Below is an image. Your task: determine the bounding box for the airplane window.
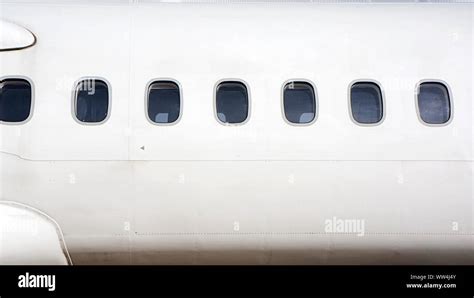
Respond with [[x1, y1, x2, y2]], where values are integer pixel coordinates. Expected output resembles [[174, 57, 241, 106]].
[[74, 79, 109, 124], [417, 82, 451, 125], [283, 81, 316, 124], [147, 81, 181, 124], [350, 82, 383, 124], [0, 78, 32, 123], [215, 81, 249, 124]]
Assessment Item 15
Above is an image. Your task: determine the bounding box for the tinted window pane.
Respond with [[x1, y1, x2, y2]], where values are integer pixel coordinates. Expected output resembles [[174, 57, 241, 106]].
[[350, 82, 383, 124], [417, 82, 450, 124], [0, 79, 32, 123], [216, 81, 248, 124], [75, 79, 109, 123], [283, 82, 316, 124], [147, 81, 180, 124]]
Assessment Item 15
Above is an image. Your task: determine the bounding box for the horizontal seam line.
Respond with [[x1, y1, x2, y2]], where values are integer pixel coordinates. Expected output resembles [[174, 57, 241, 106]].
[[1, 152, 472, 163], [129, 232, 474, 236]]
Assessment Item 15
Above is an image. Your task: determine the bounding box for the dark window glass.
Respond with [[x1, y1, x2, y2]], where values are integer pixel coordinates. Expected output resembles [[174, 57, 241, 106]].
[[417, 82, 451, 124], [283, 82, 316, 124], [350, 82, 383, 124], [75, 79, 109, 123], [147, 81, 181, 124], [0, 79, 32, 123], [216, 81, 248, 124]]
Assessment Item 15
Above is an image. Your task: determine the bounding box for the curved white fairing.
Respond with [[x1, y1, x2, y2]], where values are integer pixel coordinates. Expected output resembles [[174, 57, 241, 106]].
[[0, 202, 70, 265], [0, 20, 35, 51]]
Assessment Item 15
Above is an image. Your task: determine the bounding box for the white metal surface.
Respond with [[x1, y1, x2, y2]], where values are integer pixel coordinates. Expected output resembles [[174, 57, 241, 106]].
[[0, 0, 472, 264], [0, 20, 35, 51], [0, 202, 71, 265]]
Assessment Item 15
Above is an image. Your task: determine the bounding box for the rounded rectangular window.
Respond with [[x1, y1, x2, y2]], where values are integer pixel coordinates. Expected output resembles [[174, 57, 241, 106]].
[[74, 78, 110, 124], [350, 81, 384, 125], [283, 81, 316, 124], [0, 78, 32, 123], [147, 80, 181, 124], [417, 82, 451, 125], [215, 81, 249, 124]]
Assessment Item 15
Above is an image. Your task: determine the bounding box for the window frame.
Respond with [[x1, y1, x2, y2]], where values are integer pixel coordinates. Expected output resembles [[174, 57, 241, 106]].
[[144, 78, 183, 126], [280, 79, 318, 126], [213, 79, 251, 126], [348, 79, 386, 127], [0, 75, 35, 125], [414, 79, 453, 127], [72, 76, 112, 125]]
